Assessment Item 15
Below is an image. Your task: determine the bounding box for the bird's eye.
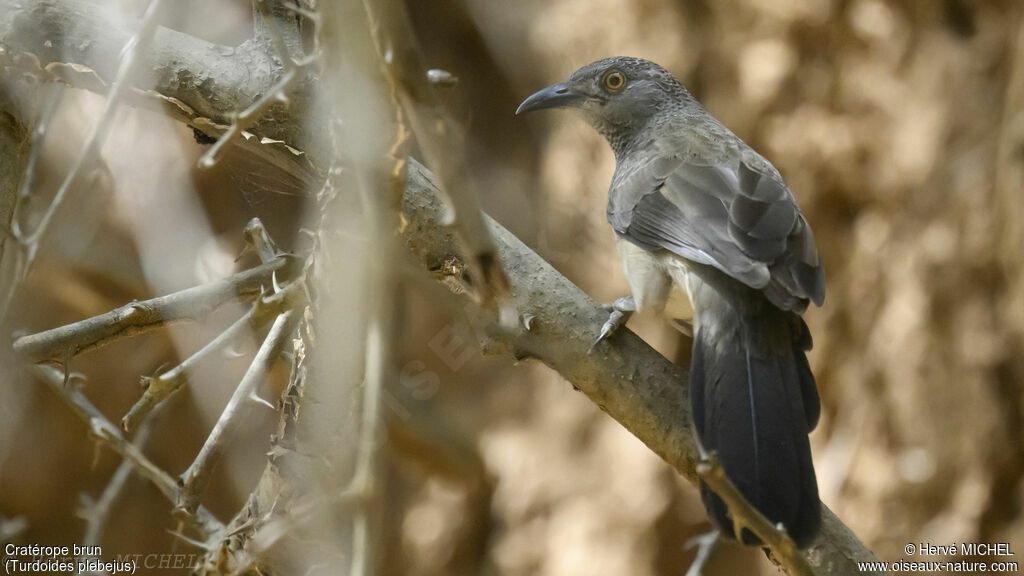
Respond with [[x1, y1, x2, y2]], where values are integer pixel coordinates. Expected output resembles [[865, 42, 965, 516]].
[[603, 71, 626, 92]]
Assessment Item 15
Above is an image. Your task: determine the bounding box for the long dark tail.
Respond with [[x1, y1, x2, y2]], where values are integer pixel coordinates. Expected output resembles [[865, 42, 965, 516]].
[[690, 303, 821, 547]]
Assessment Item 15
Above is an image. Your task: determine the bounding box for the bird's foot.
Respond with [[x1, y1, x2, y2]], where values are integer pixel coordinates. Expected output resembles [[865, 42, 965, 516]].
[[591, 296, 636, 351]]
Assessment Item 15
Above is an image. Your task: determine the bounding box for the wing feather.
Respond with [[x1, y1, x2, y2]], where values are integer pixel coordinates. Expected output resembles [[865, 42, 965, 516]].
[[609, 153, 825, 312]]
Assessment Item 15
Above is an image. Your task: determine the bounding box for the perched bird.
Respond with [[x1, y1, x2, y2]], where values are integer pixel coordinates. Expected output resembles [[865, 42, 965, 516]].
[[517, 57, 825, 547]]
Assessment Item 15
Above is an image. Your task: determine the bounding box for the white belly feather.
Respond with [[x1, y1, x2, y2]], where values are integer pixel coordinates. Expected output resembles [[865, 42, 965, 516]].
[[615, 237, 697, 327]]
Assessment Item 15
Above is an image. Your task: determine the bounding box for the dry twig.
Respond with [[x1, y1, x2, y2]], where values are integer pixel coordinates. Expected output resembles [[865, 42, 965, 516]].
[[177, 305, 301, 517], [12, 256, 296, 362], [78, 416, 157, 570], [122, 301, 267, 434], [363, 0, 512, 311], [34, 364, 224, 537], [8, 0, 165, 293], [0, 84, 64, 321], [684, 531, 720, 576], [697, 454, 815, 576]]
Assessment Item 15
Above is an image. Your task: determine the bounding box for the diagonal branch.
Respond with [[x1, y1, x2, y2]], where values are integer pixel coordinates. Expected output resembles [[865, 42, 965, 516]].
[[11, 256, 298, 362], [34, 364, 224, 537], [177, 305, 301, 517], [79, 416, 156, 551], [0, 84, 63, 322], [698, 454, 814, 576], [364, 0, 512, 309], [0, 0, 317, 156], [121, 298, 266, 434], [197, 0, 316, 170], [3, 4, 882, 572], [400, 157, 882, 576], [9, 0, 166, 296]]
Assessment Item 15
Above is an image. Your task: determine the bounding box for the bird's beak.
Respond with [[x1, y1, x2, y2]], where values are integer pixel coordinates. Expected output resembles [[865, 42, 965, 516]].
[[516, 82, 584, 115]]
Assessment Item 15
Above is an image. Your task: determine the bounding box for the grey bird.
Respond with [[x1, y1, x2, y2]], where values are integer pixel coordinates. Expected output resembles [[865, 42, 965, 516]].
[[517, 57, 824, 547]]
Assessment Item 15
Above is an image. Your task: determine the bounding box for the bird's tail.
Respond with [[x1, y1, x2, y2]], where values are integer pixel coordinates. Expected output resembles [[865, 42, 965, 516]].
[[690, 302, 821, 547]]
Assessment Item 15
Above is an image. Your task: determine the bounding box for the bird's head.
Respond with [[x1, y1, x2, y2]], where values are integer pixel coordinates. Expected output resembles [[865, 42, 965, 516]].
[[516, 57, 688, 152]]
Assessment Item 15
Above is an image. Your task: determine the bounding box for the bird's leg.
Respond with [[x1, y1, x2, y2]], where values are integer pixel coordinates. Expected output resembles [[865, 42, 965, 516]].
[[592, 296, 636, 348]]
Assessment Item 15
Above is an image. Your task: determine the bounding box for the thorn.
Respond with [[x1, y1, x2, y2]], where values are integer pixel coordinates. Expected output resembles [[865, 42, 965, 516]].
[[684, 530, 720, 576], [235, 243, 254, 263], [521, 313, 535, 331], [165, 528, 211, 550], [427, 68, 458, 87], [249, 392, 275, 410], [62, 348, 73, 388], [90, 436, 103, 470], [198, 151, 218, 169]]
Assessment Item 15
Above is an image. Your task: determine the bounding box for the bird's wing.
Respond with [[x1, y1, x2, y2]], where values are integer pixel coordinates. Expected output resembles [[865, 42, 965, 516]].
[[609, 152, 825, 312]]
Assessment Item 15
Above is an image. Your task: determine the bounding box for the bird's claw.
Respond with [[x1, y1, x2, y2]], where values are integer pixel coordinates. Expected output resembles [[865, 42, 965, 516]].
[[596, 310, 627, 343], [590, 296, 635, 352]]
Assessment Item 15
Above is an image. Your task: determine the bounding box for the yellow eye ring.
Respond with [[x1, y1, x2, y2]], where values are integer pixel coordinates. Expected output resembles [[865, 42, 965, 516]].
[[603, 71, 626, 91]]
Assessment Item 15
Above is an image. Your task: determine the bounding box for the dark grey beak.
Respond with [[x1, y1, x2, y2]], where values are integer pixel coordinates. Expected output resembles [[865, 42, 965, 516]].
[[515, 82, 584, 115]]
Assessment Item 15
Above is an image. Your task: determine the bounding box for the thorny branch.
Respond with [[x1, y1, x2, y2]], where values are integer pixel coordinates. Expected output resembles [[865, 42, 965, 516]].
[[0, 84, 63, 321], [363, 0, 513, 312], [11, 256, 297, 362], [698, 454, 815, 576], [197, 59, 313, 169], [121, 218, 295, 434], [0, 2, 887, 574], [34, 364, 224, 537], [0, 0, 316, 155], [177, 300, 302, 517], [126, 2, 311, 504], [314, 1, 399, 573], [5, 0, 166, 303], [121, 312, 255, 435], [79, 416, 156, 565], [198, 0, 315, 175], [400, 158, 883, 576], [196, 0, 318, 172]]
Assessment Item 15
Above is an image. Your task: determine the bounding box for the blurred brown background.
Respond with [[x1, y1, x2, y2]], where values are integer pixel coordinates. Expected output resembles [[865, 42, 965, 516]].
[[3, 0, 1024, 574]]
